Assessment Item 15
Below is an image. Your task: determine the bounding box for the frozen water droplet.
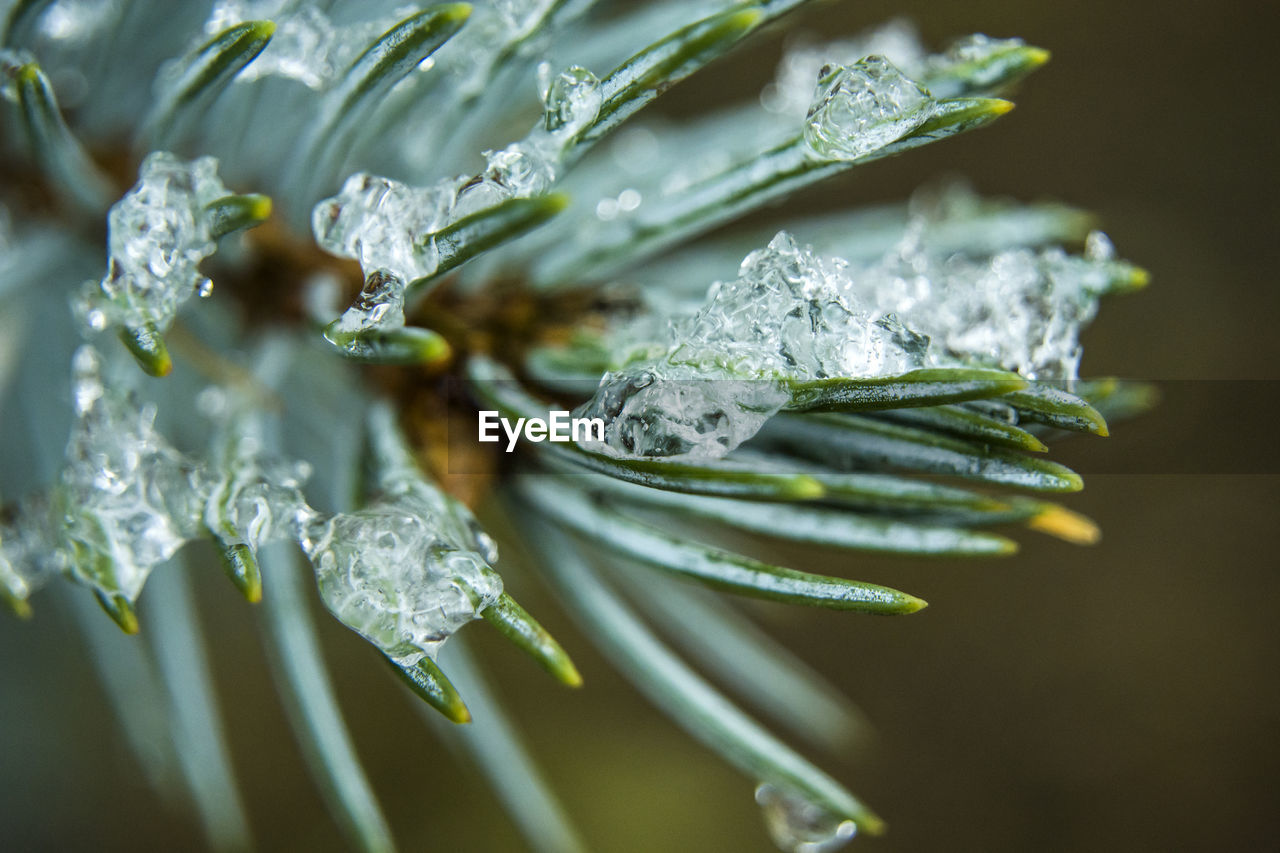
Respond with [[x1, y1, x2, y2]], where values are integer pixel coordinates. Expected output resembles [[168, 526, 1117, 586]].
[[941, 32, 1025, 65], [0, 495, 65, 606], [197, 277, 214, 298], [803, 56, 935, 161], [1084, 230, 1114, 262], [479, 142, 556, 201], [324, 270, 409, 353], [202, 391, 318, 556], [755, 784, 857, 853], [854, 225, 1125, 379], [196, 386, 228, 417], [492, 0, 557, 35], [921, 33, 1029, 93], [542, 65, 601, 137], [766, 19, 926, 117], [596, 198, 620, 221]]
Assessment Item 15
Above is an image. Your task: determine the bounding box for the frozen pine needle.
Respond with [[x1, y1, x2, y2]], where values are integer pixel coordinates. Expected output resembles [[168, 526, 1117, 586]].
[[0, 3, 1153, 852]]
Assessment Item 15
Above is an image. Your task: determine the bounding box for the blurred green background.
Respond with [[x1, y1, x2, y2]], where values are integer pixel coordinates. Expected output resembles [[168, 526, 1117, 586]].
[[2, 0, 1277, 850]]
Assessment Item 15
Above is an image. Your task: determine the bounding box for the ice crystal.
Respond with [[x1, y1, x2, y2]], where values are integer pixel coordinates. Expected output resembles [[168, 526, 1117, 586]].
[[577, 232, 929, 459], [803, 56, 934, 162], [73, 152, 230, 335], [755, 784, 857, 853], [301, 484, 502, 666]]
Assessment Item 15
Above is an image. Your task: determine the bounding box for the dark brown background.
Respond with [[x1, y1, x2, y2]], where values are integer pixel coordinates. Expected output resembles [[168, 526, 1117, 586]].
[[2, 0, 1277, 850]]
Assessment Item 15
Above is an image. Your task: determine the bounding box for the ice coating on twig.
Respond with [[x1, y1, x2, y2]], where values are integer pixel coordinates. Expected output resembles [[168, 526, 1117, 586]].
[[755, 783, 857, 853], [313, 64, 599, 335], [299, 407, 502, 665], [803, 56, 935, 161], [575, 232, 929, 459], [72, 152, 231, 336]]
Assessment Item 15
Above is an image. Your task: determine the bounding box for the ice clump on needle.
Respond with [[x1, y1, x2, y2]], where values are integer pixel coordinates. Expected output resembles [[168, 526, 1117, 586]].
[[853, 212, 1127, 380], [199, 386, 317, 556], [73, 152, 230, 336], [575, 232, 930, 460], [300, 407, 502, 665], [2, 343, 506, 653], [755, 783, 857, 853], [764, 19, 927, 117], [0, 496, 64, 612], [765, 21, 1029, 118], [302, 495, 503, 665], [202, 1, 416, 90], [313, 64, 600, 338], [58, 347, 204, 603], [803, 56, 935, 161]]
